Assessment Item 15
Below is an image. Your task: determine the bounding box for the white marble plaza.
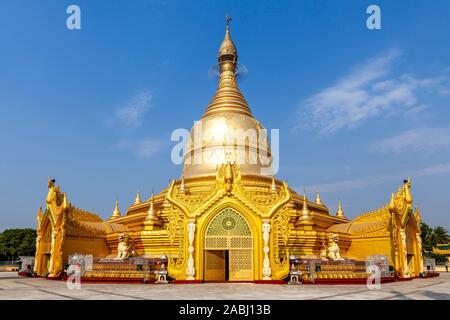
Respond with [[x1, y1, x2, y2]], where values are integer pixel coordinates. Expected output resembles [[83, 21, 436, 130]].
[[0, 272, 449, 300]]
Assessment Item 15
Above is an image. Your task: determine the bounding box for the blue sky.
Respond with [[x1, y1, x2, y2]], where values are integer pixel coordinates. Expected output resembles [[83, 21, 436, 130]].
[[0, 0, 449, 231]]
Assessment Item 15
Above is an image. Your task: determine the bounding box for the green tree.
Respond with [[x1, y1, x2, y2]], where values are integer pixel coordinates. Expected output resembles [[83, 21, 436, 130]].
[[433, 226, 450, 244], [0, 228, 36, 261], [420, 222, 435, 253], [420, 222, 450, 263]]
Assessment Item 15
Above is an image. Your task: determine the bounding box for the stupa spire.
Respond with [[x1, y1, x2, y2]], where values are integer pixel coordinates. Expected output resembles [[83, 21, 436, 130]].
[[109, 199, 121, 220], [336, 199, 346, 219], [134, 191, 142, 205], [302, 193, 310, 217], [296, 191, 313, 227], [179, 176, 186, 194], [202, 16, 252, 118], [146, 195, 157, 220], [315, 190, 322, 205], [270, 176, 278, 193], [144, 194, 161, 229]]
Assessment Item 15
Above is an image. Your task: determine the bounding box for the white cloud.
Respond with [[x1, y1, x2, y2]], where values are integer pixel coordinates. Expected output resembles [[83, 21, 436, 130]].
[[297, 50, 449, 135], [115, 138, 163, 158], [112, 91, 152, 128], [301, 175, 393, 193], [300, 161, 450, 193], [374, 127, 450, 154], [412, 162, 450, 177]]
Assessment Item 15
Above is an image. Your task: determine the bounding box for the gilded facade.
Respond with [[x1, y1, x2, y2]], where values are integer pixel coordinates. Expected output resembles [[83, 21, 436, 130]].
[[34, 21, 423, 281]]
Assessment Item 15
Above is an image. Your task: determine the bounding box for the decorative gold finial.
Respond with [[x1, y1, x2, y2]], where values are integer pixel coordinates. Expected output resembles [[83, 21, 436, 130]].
[[302, 191, 310, 217], [414, 205, 421, 224], [389, 193, 396, 213], [270, 176, 277, 193], [296, 191, 312, 226], [146, 195, 157, 220], [62, 192, 69, 210], [47, 177, 55, 189], [37, 206, 44, 227], [179, 176, 186, 194], [144, 194, 161, 228], [202, 17, 252, 118], [404, 178, 412, 204], [109, 199, 121, 220], [336, 199, 346, 219], [315, 190, 322, 205], [134, 191, 142, 205]]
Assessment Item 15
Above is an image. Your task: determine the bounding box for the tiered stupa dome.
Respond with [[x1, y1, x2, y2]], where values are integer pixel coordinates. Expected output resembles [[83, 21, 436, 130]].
[[182, 19, 272, 178]]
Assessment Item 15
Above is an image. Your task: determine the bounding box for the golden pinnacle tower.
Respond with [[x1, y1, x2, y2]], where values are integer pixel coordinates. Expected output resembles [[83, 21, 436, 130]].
[[34, 18, 423, 282], [183, 17, 272, 178]]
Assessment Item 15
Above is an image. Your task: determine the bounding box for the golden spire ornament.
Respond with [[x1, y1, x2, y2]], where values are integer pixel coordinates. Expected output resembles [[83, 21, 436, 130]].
[[270, 176, 277, 193], [134, 191, 142, 205], [202, 15, 252, 118], [302, 194, 310, 217], [146, 195, 158, 221], [336, 199, 346, 219], [179, 176, 186, 194], [315, 190, 322, 205], [404, 177, 412, 204], [389, 193, 396, 213], [62, 192, 69, 210], [109, 199, 121, 220], [296, 190, 312, 226], [144, 195, 161, 229]]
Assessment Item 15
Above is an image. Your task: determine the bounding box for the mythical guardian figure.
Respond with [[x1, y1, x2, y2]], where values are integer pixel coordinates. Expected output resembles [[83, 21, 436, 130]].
[[327, 233, 344, 261], [116, 233, 137, 259]]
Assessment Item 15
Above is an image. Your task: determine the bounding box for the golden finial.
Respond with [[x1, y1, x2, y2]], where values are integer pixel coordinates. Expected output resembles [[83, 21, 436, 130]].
[[144, 194, 161, 227], [37, 206, 44, 226], [146, 194, 156, 219], [109, 199, 121, 220], [270, 176, 277, 193], [225, 161, 233, 182], [134, 191, 142, 205], [404, 178, 412, 204], [179, 176, 186, 194], [202, 17, 252, 118], [388, 192, 396, 213], [336, 199, 346, 218], [315, 190, 322, 205], [302, 191, 310, 217], [47, 176, 55, 189], [296, 190, 312, 225], [218, 15, 237, 65], [414, 205, 421, 224], [62, 192, 69, 210]]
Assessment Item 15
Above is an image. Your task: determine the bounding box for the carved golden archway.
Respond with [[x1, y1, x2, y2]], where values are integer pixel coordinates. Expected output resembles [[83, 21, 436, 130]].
[[404, 216, 419, 277], [202, 207, 255, 281]]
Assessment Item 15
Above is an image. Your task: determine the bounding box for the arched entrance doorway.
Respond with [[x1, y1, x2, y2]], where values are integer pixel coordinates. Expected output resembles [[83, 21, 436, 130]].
[[37, 221, 52, 276], [204, 208, 253, 281], [405, 218, 418, 277]]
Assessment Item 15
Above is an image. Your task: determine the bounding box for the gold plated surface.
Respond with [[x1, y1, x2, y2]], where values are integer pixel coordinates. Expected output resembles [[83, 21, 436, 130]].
[[33, 18, 424, 282]]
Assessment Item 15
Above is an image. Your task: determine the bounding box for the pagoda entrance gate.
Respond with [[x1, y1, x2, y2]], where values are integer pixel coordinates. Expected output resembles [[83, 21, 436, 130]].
[[203, 208, 253, 281]]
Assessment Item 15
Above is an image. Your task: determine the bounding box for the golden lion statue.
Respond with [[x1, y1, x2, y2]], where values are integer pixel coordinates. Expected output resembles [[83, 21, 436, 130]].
[[327, 233, 344, 261], [116, 233, 137, 259]]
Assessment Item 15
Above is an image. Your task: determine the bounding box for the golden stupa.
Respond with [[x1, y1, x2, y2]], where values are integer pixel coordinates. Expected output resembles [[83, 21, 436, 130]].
[[33, 19, 423, 282]]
